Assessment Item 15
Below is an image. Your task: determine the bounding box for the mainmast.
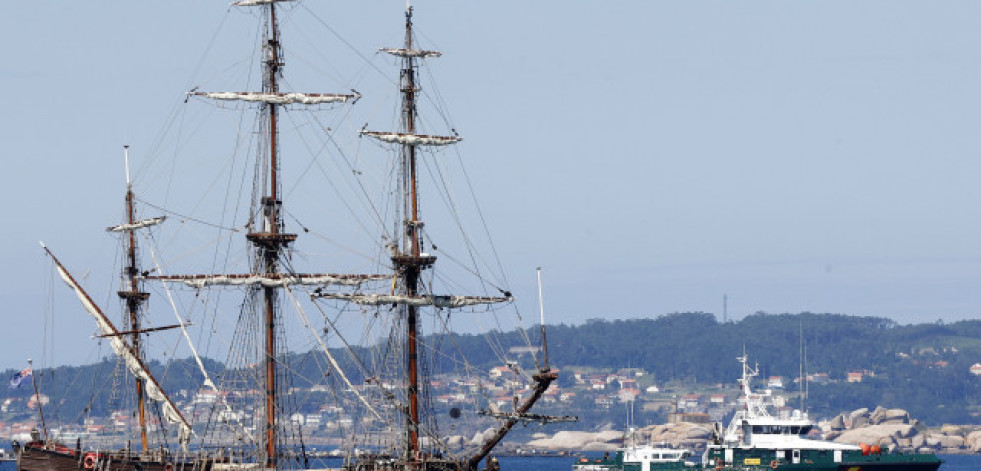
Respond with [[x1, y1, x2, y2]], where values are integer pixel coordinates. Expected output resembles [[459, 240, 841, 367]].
[[178, 3, 362, 462], [242, 2, 292, 467]]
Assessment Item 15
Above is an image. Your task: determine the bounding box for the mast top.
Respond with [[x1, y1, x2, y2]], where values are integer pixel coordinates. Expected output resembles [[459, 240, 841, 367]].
[[124, 145, 131, 187]]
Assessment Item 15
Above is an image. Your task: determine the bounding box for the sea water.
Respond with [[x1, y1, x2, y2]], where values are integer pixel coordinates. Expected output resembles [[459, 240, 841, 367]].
[[0, 454, 977, 471], [494, 455, 979, 471]]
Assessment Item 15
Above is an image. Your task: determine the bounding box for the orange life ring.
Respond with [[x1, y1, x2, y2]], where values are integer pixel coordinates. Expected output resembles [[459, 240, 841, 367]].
[[83, 453, 97, 470], [770, 460, 780, 469]]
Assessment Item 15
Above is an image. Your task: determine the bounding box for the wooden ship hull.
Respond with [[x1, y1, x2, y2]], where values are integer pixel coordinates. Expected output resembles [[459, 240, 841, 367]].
[[16, 442, 216, 471]]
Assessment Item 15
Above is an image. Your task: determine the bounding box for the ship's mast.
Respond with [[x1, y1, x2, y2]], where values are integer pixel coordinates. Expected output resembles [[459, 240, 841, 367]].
[[117, 145, 150, 452], [343, 6, 569, 467], [397, 6, 425, 458], [242, 3, 294, 467]]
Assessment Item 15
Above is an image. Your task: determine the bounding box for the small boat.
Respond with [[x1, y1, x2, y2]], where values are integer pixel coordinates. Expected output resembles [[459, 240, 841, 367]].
[[573, 446, 694, 471], [572, 430, 695, 471], [701, 355, 942, 471]]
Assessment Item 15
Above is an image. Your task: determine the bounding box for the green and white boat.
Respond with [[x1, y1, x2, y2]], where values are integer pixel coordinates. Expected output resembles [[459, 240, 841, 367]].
[[571, 355, 942, 471], [572, 438, 695, 471], [701, 355, 942, 471]]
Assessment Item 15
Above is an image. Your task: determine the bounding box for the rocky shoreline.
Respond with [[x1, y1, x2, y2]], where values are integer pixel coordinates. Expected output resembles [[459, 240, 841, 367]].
[[517, 406, 981, 455]]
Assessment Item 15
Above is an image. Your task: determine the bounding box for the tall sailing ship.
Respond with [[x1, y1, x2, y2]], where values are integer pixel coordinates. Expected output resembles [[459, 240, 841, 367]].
[[19, 2, 566, 471]]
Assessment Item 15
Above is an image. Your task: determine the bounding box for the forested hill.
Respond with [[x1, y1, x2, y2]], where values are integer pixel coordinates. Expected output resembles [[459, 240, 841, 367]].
[[544, 312, 979, 384], [443, 312, 981, 424], [449, 312, 981, 383], [6, 312, 981, 425]]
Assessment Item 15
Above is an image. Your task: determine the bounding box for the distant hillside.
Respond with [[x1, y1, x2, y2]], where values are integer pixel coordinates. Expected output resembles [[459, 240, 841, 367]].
[[440, 312, 981, 425], [5, 312, 981, 426]]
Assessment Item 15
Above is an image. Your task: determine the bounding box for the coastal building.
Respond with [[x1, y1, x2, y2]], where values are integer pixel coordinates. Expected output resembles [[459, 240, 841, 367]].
[[679, 394, 702, 410], [808, 372, 831, 384], [618, 378, 639, 390]]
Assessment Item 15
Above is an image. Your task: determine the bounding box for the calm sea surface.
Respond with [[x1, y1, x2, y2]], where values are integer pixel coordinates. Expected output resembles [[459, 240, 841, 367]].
[[0, 455, 977, 471], [495, 454, 981, 471]]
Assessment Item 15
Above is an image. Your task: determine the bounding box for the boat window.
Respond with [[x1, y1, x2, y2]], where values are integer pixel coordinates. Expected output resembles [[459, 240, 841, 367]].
[[800, 426, 812, 435], [753, 425, 794, 434]]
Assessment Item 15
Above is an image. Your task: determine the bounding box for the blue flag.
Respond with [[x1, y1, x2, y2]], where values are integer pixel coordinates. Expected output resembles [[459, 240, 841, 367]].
[[9, 367, 32, 389]]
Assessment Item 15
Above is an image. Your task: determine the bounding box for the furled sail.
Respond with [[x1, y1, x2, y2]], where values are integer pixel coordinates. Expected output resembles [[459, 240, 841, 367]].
[[311, 293, 510, 308], [42, 244, 192, 445], [106, 216, 166, 233], [380, 47, 441, 59], [232, 0, 295, 7], [360, 130, 462, 147], [149, 273, 388, 288], [190, 91, 359, 105]]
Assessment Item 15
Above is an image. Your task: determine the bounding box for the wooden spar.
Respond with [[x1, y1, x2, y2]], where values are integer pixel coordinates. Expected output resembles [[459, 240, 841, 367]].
[[146, 272, 387, 285], [28, 358, 48, 442], [119, 145, 148, 452], [468, 369, 557, 470], [95, 322, 189, 338]]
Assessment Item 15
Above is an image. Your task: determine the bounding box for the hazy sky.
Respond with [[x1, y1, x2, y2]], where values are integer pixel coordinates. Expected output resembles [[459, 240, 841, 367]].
[[3, 1, 980, 370]]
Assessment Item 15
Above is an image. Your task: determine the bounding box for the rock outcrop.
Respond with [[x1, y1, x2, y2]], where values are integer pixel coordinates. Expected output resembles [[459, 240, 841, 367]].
[[526, 430, 623, 451], [524, 405, 981, 455], [823, 406, 981, 454]]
